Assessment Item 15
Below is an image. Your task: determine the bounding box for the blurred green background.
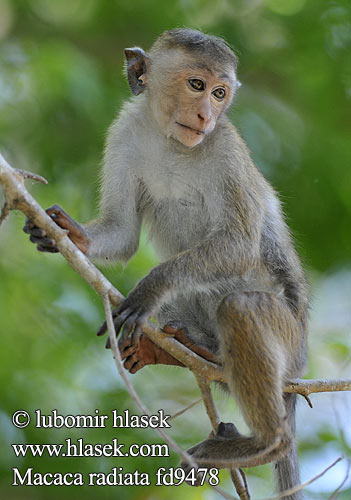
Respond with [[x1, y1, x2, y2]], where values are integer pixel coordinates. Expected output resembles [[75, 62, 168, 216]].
[[0, 0, 350, 499]]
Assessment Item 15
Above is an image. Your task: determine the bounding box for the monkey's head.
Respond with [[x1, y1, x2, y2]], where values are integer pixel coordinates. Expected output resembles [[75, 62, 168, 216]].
[[124, 29, 239, 148]]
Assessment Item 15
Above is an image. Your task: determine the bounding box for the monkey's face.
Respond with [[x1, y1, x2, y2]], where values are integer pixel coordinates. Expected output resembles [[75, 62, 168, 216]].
[[149, 51, 237, 148]]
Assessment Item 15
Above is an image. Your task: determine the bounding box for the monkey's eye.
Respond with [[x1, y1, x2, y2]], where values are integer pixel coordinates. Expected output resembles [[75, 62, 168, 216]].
[[212, 87, 226, 100], [188, 78, 205, 91]]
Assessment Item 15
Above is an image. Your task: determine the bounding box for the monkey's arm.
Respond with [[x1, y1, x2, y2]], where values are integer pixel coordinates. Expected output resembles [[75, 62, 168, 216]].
[[23, 181, 142, 262], [83, 211, 141, 263], [24, 122, 143, 262], [82, 143, 143, 262]]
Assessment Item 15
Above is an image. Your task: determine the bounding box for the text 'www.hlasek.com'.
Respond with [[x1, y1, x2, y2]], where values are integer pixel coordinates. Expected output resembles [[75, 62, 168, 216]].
[[10, 409, 219, 487]]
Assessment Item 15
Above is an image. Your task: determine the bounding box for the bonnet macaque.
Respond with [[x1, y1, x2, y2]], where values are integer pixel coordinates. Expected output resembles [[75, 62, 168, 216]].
[[24, 29, 308, 499]]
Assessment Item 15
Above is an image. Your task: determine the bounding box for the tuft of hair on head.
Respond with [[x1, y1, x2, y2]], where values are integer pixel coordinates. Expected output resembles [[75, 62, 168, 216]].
[[151, 28, 238, 70]]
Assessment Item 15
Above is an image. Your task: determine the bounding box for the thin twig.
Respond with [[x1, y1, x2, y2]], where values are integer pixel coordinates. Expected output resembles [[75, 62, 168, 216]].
[[169, 398, 202, 421], [210, 484, 238, 499], [103, 293, 198, 469], [104, 295, 241, 500], [15, 168, 48, 185], [261, 457, 343, 500], [302, 394, 313, 408], [230, 469, 251, 500], [239, 469, 250, 496], [328, 456, 350, 500], [195, 375, 220, 429], [2, 153, 351, 398], [1, 152, 351, 499], [195, 375, 250, 500]]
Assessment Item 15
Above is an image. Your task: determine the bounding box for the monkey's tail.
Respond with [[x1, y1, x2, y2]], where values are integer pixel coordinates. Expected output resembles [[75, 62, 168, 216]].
[[274, 393, 303, 500]]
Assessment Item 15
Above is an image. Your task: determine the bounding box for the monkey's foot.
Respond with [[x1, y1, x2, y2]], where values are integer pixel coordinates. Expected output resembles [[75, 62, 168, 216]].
[[181, 438, 227, 474], [162, 321, 219, 364], [181, 422, 243, 480], [182, 422, 287, 475], [116, 320, 219, 374], [118, 333, 184, 374], [181, 443, 221, 485]]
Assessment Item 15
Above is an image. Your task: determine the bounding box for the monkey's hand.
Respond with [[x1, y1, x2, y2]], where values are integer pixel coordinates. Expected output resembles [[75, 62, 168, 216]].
[[97, 275, 161, 347], [23, 204, 89, 254]]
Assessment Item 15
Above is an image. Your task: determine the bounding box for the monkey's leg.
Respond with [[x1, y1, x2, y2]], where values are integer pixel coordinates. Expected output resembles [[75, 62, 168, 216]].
[[118, 321, 218, 374], [183, 291, 299, 469]]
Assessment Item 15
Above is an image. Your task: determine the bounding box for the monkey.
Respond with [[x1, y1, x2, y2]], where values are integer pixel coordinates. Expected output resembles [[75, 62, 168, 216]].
[[23, 29, 309, 499]]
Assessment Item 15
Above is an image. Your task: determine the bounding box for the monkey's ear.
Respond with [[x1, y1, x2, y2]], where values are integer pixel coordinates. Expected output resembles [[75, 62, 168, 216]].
[[124, 47, 150, 96]]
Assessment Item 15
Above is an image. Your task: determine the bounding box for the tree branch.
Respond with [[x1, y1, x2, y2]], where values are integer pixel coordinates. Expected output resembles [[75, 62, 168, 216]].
[[0, 152, 246, 499], [2, 152, 350, 398], [103, 293, 199, 469], [284, 378, 351, 396], [1, 152, 350, 499]]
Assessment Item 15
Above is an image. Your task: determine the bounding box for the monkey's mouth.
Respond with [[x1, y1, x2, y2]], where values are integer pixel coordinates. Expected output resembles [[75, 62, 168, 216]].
[[176, 122, 205, 136]]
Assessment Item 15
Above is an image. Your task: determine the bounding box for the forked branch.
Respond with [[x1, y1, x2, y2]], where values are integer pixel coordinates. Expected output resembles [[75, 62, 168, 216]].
[[1, 152, 350, 499]]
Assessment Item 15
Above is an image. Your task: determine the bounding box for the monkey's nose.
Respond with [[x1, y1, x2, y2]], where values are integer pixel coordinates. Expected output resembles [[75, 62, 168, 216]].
[[196, 100, 211, 122]]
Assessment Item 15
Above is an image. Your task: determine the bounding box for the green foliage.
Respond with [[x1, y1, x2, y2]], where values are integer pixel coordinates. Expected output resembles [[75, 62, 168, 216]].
[[0, 1, 350, 499]]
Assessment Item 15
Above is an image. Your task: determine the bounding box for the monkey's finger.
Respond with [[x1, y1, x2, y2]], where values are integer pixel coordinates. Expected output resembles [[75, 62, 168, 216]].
[[120, 343, 137, 360], [31, 227, 47, 238], [46, 205, 67, 218], [100, 309, 132, 341], [114, 318, 142, 356], [23, 224, 46, 238], [118, 331, 133, 352], [46, 205, 74, 230], [123, 353, 142, 372], [23, 218, 35, 232], [130, 322, 143, 347], [37, 244, 59, 253], [114, 298, 132, 315], [128, 360, 144, 374], [118, 320, 137, 352], [97, 307, 122, 336], [30, 235, 57, 247], [123, 312, 139, 334], [112, 308, 135, 335], [97, 321, 107, 336], [48, 212, 71, 230]]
